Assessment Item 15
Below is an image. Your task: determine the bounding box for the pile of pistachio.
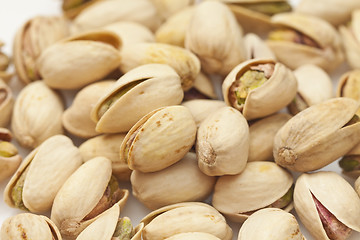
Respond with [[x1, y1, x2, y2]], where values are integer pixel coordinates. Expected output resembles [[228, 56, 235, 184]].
[[3, 0, 360, 239]]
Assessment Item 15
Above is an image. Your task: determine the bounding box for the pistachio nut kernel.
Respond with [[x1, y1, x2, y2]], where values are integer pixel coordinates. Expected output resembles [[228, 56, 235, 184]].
[[269, 184, 294, 209], [339, 156, 360, 172], [11, 165, 30, 211], [0, 141, 18, 158], [268, 29, 320, 48], [230, 63, 274, 110], [113, 217, 135, 240], [312, 193, 352, 240], [239, 2, 292, 16]]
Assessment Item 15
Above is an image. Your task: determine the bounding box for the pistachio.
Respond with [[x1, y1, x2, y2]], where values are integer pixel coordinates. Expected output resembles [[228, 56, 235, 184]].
[[149, 0, 194, 20], [339, 156, 360, 172], [244, 33, 276, 60], [337, 70, 360, 117], [0, 128, 21, 183], [0, 141, 17, 158], [0, 52, 9, 71], [165, 232, 221, 240], [62, 0, 101, 19], [0, 42, 12, 83], [184, 72, 217, 101], [238, 2, 292, 16], [0, 79, 14, 127], [112, 217, 134, 240]]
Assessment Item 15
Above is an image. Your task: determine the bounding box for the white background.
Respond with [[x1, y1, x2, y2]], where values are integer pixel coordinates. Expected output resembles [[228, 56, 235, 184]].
[[0, 0, 359, 239]]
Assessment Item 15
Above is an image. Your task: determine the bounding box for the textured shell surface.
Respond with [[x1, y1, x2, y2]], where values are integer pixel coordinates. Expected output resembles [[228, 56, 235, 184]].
[[0, 79, 14, 127]]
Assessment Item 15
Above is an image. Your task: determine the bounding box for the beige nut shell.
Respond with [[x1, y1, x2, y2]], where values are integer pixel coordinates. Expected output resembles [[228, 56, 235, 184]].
[[222, 58, 297, 120], [165, 232, 221, 240], [196, 106, 249, 176], [120, 106, 197, 173], [91, 64, 183, 133], [244, 33, 276, 60], [294, 172, 360, 240], [274, 98, 360, 172], [212, 161, 293, 223], [0, 79, 14, 127], [131, 152, 216, 210]]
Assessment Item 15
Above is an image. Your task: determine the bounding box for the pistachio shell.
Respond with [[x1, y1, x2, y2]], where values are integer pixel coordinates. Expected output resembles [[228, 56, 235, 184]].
[[63, 80, 115, 138], [274, 98, 360, 172], [120, 43, 200, 91], [51, 157, 129, 239], [267, 12, 343, 72], [244, 33, 276, 60], [337, 70, 360, 116], [248, 113, 291, 162], [222, 58, 297, 120], [196, 106, 249, 176], [0, 128, 21, 182], [79, 133, 131, 181], [294, 172, 360, 240], [37, 30, 121, 89], [3, 135, 82, 212], [149, 0, 194, 20], [62, 0, 101, 19], [185, 1, 245, 76], [13, 16, 69, 84], [191, 72, 217, 100], [238, 208, 305, 240], [155, 7, 194, 47], [0, 213, 62, 240], [11, 81, 64, 149], [212, 161, 294, 223], [165, 232, 221, 240], [131, 152, 216, 210], [182, 99, 227, 127], [0, 79, 14, 127], [120, 106, 197, 173], [72, 0, 161, 33], [141, 202, 233, 240], [91, 64, 183, 133]]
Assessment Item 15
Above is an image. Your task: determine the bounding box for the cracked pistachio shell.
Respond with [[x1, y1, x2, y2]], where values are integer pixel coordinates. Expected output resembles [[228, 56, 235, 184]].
[[76, 204, 143, 240], [0, 79, 14, 127], [244, 33, 276, 60], [155, 7, 194, 47], [131, 152, 216, 210], [288, 64, 333, 115], [141, 202, 233, 240], [11, 81, 64, 149], [340, 10, 360, 70], [37, 30, 121, 89], [91, 64, 183, 133], [79, 133, 131, 181], [72, 0, 161, 33], [296, 0, 360, 26], [120, 106, 197, 173], [165, 232, 221, 240], [248, 113, 291, 162], [0, 128, 21, 183], [267, 13, 343, 72], [13, 16, 69, 84], [103, 21, 155, 49], [51, 157, 129, 239], [196, 106, 249, 176], [212, 161, 294, 223], [222, 58, 297, 120], [274, 98, 360, 172], [182, 99, 227, 127], [185, 1, 246, 76], [149, 0, 194, 20], [0, 213, 62, 240], [63, 80, 115, 138], [337, 71, 360, 117], [4, 135, 82, 213], [191, 72, 217, 99], [120, 43, 200, 91], [238, 208, 305, 240], [294, 172, 360, 240]]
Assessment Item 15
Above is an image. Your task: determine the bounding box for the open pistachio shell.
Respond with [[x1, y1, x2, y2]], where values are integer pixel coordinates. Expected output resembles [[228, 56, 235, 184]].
[[13, 16, 69, 84], [294, 172, 360, 240], [274, 98, 360, 172], [288, 64, 333, 115], [79, 133, 131, 181], [185, 1, 246, 76], [72, 0, 161, 33], [212, 161, 294, 223], [222, 58, 297, 120], [165, 232, 221, 240], [91, 64, 183, 133], [0, 213, 62, 240], [51, 157, 129, 239], [131, 152, 216, 210], [337, 70, 360, 117], [4, 135, 82, 213], [11, 81, 64, 149], [244, 33, 276, 60], [120, 106, 197, 173], [238, 208, 305, 240], [63, 80, 115, 138], [149, 0, 194, 20], [141, 202, 233, 240], [267, 12, 343, 72], [120, 43, 200, 91], [248, 113, 291, 162], [182, 99, 227, 127], [155, 7, 194, 47], [0, 79, 14, 127], [37, 30, 121, 89], [196, 106, 249, 176]]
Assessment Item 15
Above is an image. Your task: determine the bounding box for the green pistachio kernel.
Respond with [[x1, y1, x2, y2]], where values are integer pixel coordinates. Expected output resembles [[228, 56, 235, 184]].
[[339, 156, 360, 172], [269, 184, 294, 209], [113, 217, 134, 240], [235, 70, 268, 106], [0, 141, 18, 157], [11, 166, 30, 211]]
